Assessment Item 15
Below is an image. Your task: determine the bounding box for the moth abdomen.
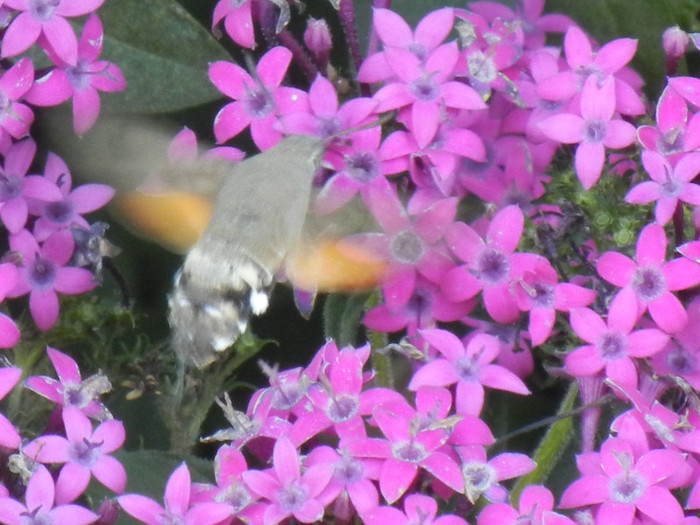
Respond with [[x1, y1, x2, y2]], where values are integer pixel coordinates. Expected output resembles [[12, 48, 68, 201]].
[[168, 246, 276, 367]]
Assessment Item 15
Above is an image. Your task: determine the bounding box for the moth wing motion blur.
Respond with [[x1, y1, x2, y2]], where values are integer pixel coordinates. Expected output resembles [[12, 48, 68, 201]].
[[44, 114, 385, 368]]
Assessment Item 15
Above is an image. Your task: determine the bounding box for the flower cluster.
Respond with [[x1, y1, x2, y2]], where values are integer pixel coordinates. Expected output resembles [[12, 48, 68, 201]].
[[3, 0, 700, 525], [0, 2, 123, 337], [0, 348, 124, 524]]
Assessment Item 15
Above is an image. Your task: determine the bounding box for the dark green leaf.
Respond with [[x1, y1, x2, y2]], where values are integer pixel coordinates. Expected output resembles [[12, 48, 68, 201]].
[[97, 0, 231, 113], [323, 293, 369, 347]]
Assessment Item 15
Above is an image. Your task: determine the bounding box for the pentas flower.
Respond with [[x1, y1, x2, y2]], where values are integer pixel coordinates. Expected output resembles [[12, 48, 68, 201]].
[[190, 445, 263, 522], [24, 347, 113, 419], [466, 0, 575, 50], [441, 205, 539, 324], [637, 84, 700, 157], [597, 223, 700, 333], [380, 123, 486, 197], [370, 43, 487, 147], [409, 329, 530, 416], [345, 399, 464, 503], [2, 0, 106, 64], [511, 255, 596, 346], [243, 437, 333, 524], [8, 229, 97, 331], [360, 7, 455, 81], [212, 0, 255, 49], [280, 74, 376, 139], [625, 150, 700, 225], [363, 493, 468, 525], [0, 138, 62, 233], [25, 14, 127, 135], [537, 25, 643, 116], [315, 126, 391, 214], [458, 445, 536, 503], [209, 46, 310, 150], [0, 366, 22, 450], [477, 484, 575, 525], [539, 74, 637, 189], [565, 290, 670, 387], [288, 344, 404, 446], [647, 296, 700, 388], [350, 186, 457, 310], [559, 437, 688, 525], [0, 465, 98, 525], [32, 152, 115, 241], [362, 280, 476, 335], [0, 57, 35, 141], [119, 463, 233, 525], [304, 446, 381, 520], [22, 406, 126, 504], [0, 263, 21, 348]]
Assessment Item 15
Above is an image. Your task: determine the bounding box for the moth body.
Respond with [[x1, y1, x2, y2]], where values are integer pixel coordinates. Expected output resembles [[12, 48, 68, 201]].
[[168, 134, 325, 367]]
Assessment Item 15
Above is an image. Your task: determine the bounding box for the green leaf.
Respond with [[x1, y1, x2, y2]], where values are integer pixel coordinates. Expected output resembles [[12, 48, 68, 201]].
[[323, 293, 369, 347], [97, 0, 231, 113], [511, 382, 578, 502]]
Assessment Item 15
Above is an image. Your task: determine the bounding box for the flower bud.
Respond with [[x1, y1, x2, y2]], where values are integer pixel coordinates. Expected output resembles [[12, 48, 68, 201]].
[[304, 17, 332, 68]]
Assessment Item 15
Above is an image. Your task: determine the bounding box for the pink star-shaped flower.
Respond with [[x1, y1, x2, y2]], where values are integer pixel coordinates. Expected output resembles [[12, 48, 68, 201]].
[[23, 406, 127, 504], [625, 150, 700, 225], [597, 223, 700, 333]]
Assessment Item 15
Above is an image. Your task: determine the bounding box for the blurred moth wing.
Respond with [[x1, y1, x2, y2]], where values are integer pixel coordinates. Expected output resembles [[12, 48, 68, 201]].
[[47, 115, 384, 367]]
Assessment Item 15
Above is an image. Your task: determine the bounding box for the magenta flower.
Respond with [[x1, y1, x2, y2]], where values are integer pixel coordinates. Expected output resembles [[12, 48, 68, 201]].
[[0, 57, 34, 141], [539, 75, 636, 189], [441, 205, 537, 324], [409, 329, 530, 416], [243, 436, 333, 524], [24, 347, 112, 418], [212, 0, 255, 49], [288, 344, 404, 445], [280, 73, 376, 139], [304, 446, 380, 519], [458, 445, 536, 503], [0, 138, 62, 233], [315, 126, 391, 214], [9, 229, 97, 331], [190, 445, 262, 521], [209, 46, 310, 150], [25, 14, 126, 135], [359, 7, 456, 82], [565, 290, 670, 387], [119, 463, 233, 525], [2, 0, 105, 64], [597, 223, 700, 333], [22, 406, 126, 504], [512, 255, 596, 346], [560, 437, 687, 525], [0, 366, 22, 450], [363, 280, 475, 335], [0, 465, 98, 525], [625, 150, 700, 225], [637, 84, 700, 157], [477, 484, 575, 525], [351, 186, 457, 310], [537, 25, 643, 116], [370, 43, 486, 147], [363, 493, 468, 525], [32, 152, 114, 240], [0, 263, 21, 348], [345, 399, 464, 503]]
